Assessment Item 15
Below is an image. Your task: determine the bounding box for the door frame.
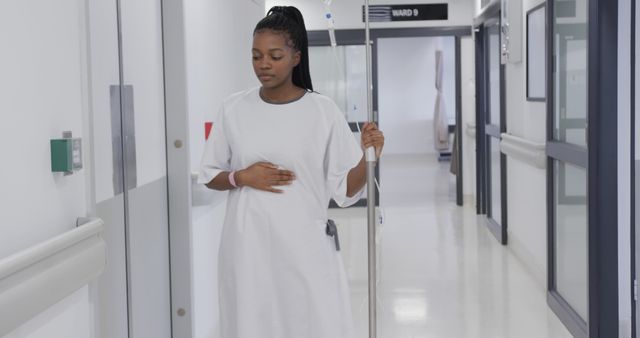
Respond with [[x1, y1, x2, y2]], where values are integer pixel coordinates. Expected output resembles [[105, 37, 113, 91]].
[[90, 1, 175, 336], [632, 0, 637, 334], [473, 1, 508, 245], [545, 0, 620, 336], [160, 0, 193, 337], [307, 26, 471, 208], [474, 25, 487, 216]]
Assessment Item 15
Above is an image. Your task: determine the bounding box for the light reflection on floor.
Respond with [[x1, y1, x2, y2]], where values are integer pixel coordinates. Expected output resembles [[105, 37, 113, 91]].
[[329, 153, 572, 338]]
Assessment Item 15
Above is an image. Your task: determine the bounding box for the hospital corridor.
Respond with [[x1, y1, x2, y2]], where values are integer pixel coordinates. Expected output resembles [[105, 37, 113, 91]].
[[334, 154, 572, 337], [0, 0, 638, 338]]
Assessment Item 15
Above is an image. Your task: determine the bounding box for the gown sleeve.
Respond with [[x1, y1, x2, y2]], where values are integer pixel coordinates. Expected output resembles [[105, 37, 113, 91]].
[[326, 106, 366, 208], [197, 106, 231, 185]]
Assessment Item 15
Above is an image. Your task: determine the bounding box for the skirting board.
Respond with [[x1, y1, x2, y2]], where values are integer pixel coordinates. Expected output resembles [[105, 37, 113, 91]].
[[500, 133, 546, 169], [0, 218, 105, 336]]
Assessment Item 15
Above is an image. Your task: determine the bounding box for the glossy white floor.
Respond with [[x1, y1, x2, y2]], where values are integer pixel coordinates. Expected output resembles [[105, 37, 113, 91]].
[[328, 153, 572, 338]]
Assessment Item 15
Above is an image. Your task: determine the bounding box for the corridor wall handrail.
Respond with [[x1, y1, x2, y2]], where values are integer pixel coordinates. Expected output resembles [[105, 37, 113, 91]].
[[500, 133, 546, 169], [0, 218, 106, 336]]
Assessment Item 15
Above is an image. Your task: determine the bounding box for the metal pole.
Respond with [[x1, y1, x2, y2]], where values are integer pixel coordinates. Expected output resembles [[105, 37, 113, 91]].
[[364, 0, 377, 337]]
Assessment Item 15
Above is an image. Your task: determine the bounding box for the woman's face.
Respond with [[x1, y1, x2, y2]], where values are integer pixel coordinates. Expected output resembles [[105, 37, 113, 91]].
[[252, 29, 301, 90]]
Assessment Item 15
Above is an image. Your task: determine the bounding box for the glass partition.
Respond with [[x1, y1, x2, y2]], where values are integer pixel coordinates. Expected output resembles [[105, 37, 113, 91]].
[[548, 0, 589, 331], [554, 160, 588, 321], [309, 45, 368, 123], [553, 24, 587, 147]]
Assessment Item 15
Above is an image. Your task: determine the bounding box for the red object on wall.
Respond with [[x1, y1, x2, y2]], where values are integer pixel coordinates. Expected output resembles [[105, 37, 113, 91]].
[[205, 122, 213, 140]]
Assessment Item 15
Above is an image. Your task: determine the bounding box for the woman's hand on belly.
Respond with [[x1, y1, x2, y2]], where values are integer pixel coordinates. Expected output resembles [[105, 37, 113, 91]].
[[236, 162, 296, 193]]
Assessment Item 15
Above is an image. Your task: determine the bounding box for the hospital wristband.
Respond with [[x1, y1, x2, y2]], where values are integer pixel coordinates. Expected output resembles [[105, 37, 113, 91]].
[[228, 171, 238, 188]]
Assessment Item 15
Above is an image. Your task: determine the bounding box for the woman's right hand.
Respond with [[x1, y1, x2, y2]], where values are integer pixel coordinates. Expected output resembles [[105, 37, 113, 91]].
[[236, 162, 296, 193]]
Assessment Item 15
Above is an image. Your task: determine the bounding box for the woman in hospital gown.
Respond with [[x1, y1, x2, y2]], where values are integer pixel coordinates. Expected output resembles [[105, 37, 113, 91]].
[[198, 6, 384, 338]]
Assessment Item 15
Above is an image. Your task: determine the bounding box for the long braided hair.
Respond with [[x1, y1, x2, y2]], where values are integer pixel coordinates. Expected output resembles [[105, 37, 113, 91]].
[[254, 6, 313, 91]]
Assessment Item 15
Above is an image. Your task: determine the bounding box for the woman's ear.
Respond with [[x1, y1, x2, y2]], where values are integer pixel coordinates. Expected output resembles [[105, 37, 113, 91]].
[[293, 50, 301, 66]]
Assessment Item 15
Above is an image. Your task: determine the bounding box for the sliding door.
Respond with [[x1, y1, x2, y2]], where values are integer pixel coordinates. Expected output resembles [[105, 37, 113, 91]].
[[546, 0, 589, 334], [547, 0, 620, 335], [88, 1, 171, 336], [475, 8, 507, 244]]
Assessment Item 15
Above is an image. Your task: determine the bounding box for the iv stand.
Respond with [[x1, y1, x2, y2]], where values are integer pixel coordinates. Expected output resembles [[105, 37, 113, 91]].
[[363, 0, 377, 337]]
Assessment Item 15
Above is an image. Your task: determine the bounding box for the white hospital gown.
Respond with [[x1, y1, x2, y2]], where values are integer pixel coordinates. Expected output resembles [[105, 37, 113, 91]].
[[198, 87, 364, 338]]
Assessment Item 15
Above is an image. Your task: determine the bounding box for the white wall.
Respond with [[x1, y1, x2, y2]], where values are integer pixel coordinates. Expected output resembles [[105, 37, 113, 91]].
[[186, 0, 261, 172], [184, 1, 265, 337], [378, 36, 456, 155], [475, 0, 487, 16], [0, 0, 90, 261], [191, 200, 226, 338], [503, 0, 548, 287], [4, 288, 92, 338], [0, 0, 94, 337], [266, 0, 473, 30]]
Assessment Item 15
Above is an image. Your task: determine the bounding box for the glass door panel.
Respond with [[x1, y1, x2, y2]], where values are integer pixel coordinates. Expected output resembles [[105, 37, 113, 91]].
[[88, 1, 171, 336], [487, 22, 501, 129], [482, 15, 506, 243], [553, 21, 587, 147], [489, 137, 502, 222], [553, 160, 588, 321], [87, 0, 129, 336], [548, 0, 589, 333], [309, 45, 368, 123], [119, 1, 171, 337]]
